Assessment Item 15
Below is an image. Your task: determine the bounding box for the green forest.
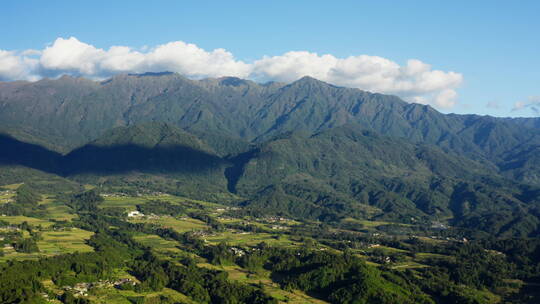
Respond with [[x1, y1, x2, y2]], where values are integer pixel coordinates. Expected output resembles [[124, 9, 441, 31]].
[[0, 73, 539, 303]]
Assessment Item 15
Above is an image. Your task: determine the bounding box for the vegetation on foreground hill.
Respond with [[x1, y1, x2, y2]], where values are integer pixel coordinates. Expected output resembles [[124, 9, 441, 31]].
[[0, 73, 539, 303], [2, 122, 540, 238], [0, 186, 539, 303]]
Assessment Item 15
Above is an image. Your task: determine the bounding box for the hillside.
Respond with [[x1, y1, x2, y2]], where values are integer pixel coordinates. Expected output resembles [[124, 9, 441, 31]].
[[1, 73, 539, 186], [1, 74, 540, 304]]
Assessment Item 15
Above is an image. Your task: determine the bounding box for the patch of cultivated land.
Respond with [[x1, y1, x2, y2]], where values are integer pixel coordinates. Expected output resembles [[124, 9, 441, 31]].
[[100, 193, 227, 211], [41, 199, 77, 221], [43, 273, 197, 304], [205, 231, 296, 247], [0, 228, 94, 262], [1, 183, 23, 190], [198, 263, 329, 304], [37, 229, 94, 255], [0, 215, 54, 227], [132, 233, 184, 258], [89, 287, 197, 304], [129, 216, 208, 233]]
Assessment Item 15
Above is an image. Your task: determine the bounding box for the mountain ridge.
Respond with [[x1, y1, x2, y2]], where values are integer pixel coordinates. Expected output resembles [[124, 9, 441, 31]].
[[0, 72, 538, 184]]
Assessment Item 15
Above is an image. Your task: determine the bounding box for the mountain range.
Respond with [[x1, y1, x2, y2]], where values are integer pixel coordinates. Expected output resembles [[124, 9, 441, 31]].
[[1, 72, 539, 236]]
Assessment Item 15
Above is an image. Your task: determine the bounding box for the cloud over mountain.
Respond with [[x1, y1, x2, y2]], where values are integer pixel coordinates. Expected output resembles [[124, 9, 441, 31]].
[[0, 37, 462, 108], [513, 96, 540, 115]]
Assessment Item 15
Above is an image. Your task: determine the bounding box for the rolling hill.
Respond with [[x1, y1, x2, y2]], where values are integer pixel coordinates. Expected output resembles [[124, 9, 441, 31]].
[[1, 73, 539, 236]]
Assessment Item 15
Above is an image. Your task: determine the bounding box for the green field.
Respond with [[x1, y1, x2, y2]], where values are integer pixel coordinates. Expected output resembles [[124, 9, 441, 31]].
[[43, 276, 197, 304], [0, 215, 54, 227], [100, 196, 150, 210], [0, 183, 23, 190], [100, 194, 228, 212], [89, 287, 197, 304], [132, 233, 184, 258], [37, 228, 94, 254], [129, 216, 208, 233], [40, 198, 77, 221], [0, 192, 14, 205], [197, 263, 328, 304], [205, 231, 296, 247], [1, 228, 94, 262]]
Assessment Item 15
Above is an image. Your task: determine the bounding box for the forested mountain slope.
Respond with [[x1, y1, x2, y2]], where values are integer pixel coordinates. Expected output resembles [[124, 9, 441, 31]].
[[1, 73, 538, 185]]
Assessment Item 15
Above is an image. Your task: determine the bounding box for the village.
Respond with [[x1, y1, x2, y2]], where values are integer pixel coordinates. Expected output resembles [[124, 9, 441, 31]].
[[62, 278, 137, 297]]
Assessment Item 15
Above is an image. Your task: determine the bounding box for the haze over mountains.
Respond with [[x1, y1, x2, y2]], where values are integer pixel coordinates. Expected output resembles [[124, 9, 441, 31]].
[[1, 72, 540, 237]]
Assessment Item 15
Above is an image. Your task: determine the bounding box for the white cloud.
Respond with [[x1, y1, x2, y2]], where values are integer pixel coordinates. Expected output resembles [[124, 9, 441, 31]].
[[40, 37, 105, 75], [143, 41, 251, 78], [513, 96, 540, 115], [0, 50, 39, 81], [0, 37, 464, 108], [433, 89, 458, 108], [251, 51, 338, 82], [252, 54, 462, 108], [37, 37, 250, 79]]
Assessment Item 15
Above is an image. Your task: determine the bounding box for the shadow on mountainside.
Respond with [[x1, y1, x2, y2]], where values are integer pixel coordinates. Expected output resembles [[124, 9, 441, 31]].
[[0, 134, 62, 174], [63, 143, 227, 175], [0, 134, 228, 176]]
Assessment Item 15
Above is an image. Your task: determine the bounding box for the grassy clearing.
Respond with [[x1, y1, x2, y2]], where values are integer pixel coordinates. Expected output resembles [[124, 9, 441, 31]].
[[100, 196, 148, 210], [0, 249, 43, 262], [343, 218, 413, 229], [364, 245, 409, 253], [37, 228, 94, 255], [205, 231, 296, 247], [100, 193, 228, 212], [415, 252, 450, 261], [88, 287, 197, 304], [46, 283, 198, 304], [129, 216, 208, 233], [41, 199, 77, 221], [197, 263, 328, 304], [391, 261, 429, 269], [0, 215, 54, 227], [0, 184, 20, 205], [0, 183, 23, 190], [132, 233, 183, 256], [0, 192, 15, 205], [0, 228, 94, 262], [168, 195, 228, 209]]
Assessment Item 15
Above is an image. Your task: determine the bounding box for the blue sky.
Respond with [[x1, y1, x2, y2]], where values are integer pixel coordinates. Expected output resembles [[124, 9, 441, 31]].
[[1, 0, 539, 117]]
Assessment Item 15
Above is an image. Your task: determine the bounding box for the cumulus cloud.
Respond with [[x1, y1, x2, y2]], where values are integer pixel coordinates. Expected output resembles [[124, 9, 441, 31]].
[[513, 96, 540, 115], [37, 37, 250, 78], [0, 50, 39, 81], [251, 53, 462, 108], [0, 37, 463, 108]]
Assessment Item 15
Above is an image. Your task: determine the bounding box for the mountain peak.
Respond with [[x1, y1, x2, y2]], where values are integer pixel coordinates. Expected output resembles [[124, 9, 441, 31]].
[[295, 75, 322, 83], [218, 77, 252, 87], [288, 76, 337, 89], [127, 71, 176, 78]]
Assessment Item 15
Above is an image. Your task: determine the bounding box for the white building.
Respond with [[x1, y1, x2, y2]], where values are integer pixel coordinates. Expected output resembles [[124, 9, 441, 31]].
[[127, 210, 144, 217]]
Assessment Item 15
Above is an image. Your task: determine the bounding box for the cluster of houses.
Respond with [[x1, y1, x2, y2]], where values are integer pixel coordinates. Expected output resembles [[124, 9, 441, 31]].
[[63, 278, 136, 297], [191, 230, 214, 238], [264, 216, 291, 223], [126, 210, 162, 220], [0, 189, 15, 196], [0, 198, 13, 204], [230, 247, 246, 257], [430, 221, 449, 230], [0, 225, 20, 231]]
